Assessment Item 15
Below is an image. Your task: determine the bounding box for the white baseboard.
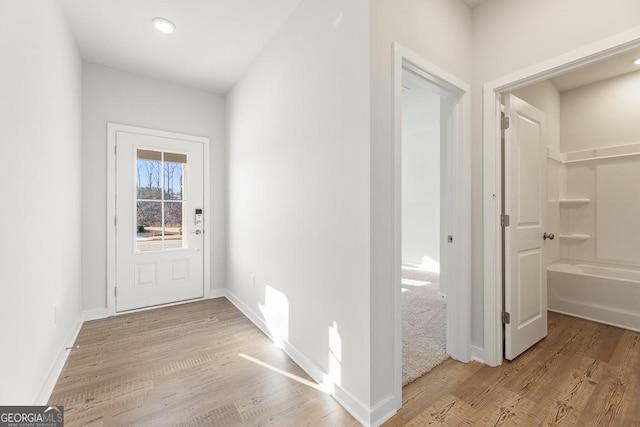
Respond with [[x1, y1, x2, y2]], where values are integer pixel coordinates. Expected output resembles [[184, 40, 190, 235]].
[[82, 307, 109, 322], [471, 345, 485, 364], [224, 290, 378, 426], [35, 311, 84, 405], [209, 288, 226, 299], [37, 306, 109, 405], [370, 395, 398, 426]]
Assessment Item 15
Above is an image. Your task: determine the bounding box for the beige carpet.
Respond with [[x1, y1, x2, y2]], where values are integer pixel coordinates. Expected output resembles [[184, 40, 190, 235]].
[[402, 267, 448, 386]]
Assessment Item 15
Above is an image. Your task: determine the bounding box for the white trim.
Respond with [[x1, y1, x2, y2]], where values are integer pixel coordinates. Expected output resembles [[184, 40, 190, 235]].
[[106, 123, 211, 315], [82, 307, 109, 322], [370, 396, 397, 427], [35, 312, 83, 404], [392, 42, 472, 407], [482, 27, 640, 367], [224, 290, 377, 426], [470, 345, 485, 364], [209, 288, 226, 299]]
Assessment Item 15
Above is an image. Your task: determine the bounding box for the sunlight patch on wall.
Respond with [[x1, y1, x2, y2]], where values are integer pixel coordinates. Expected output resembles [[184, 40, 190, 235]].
[[259, 285, 289, 348], [328, 321, 342, 387]]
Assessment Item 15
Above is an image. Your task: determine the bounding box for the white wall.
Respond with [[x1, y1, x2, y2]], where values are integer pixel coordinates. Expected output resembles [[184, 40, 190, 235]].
[[401, 83, 440, 269], [370, 0, 472, 410], [226, 0, 372, 421], [0, 0, 82, 404], [472, 0, 640, 351], [82, 63, 226, 311], [596, 156, 640, 263], [561, 70, 640, 151]]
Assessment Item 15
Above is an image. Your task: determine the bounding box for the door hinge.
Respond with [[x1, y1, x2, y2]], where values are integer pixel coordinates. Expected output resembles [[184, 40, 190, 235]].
[[501, 214, 510, 227], [114, 145, 117, 155], [502, 311, 511, 324], [501, 116, 510, 130], [114, 287, 117, 297], [114, 216, 117, 226]]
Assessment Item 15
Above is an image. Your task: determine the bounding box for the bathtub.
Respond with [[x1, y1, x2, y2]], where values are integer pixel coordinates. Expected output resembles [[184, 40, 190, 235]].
[[547, 261, 640, 332]]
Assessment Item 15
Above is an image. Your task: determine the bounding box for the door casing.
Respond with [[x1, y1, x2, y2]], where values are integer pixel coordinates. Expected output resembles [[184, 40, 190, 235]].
[[482, 28, 640, 367], [107, 123, 211, 316]]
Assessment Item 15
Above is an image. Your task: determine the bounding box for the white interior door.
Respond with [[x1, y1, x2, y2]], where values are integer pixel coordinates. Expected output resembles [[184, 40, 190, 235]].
[[115, 131, 204, 312], [504, 94, 548, 360]]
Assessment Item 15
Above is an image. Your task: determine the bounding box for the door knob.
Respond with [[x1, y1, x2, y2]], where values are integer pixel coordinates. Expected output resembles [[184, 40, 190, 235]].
[[191, 229, 202, 235], [543, 232, 554, 240]]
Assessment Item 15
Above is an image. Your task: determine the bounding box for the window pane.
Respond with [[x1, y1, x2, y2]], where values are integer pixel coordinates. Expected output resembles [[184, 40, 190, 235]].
[[137, 201, 163, 252], [164, 202, 184, 249], [164, 153, 186, 201], [137, 150, 162, 200]]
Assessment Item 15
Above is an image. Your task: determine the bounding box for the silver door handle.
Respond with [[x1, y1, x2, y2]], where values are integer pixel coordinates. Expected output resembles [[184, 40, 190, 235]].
[[543, 232, 554, 240], [191, 229, 203, 235]]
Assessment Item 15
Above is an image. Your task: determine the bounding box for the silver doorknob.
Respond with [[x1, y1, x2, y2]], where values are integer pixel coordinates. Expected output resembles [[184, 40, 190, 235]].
[[191, 229, 202, 235], [543, 232, 554, 240]]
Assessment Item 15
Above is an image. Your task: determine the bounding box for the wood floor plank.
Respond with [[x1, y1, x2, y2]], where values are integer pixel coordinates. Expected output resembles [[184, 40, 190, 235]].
[[386, 313, 640, 427], [536, 356, 602, 426], [578, 323, 626, 363], [50, 301, 640, 426], [394, 359, 482, 422], [399, 394, 477, 427], [49, 298, 356, 426], [474, 388, 540, 426]]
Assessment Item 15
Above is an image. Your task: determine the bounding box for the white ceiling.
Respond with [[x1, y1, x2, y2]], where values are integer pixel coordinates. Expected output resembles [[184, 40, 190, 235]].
[[61, 0, 637, 96], [60, 0, 304, 94], [550, 47, 640, 92]]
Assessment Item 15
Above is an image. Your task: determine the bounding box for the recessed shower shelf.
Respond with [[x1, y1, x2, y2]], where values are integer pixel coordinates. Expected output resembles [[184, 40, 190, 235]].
[[559, 198, 591, 206], [558, 234, 591, 242]]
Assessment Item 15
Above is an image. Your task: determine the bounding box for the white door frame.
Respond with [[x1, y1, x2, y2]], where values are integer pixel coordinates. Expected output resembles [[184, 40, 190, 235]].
[[106, 123, 211, 316], [482, 28, 640, 367], [392, 43, 472, 399]]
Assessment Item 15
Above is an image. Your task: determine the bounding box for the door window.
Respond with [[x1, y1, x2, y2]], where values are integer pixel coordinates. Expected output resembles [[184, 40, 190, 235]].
[[136, 149, 187, 252]]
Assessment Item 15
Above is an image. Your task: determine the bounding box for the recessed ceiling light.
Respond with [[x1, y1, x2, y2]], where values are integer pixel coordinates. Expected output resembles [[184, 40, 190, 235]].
[[152, 17, 175, 34], [634, 58, 640, 66]]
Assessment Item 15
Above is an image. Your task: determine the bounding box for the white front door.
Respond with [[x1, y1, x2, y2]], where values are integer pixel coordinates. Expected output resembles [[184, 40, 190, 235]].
[[504, 94, 548, 360], [115, 130, 205, 312]]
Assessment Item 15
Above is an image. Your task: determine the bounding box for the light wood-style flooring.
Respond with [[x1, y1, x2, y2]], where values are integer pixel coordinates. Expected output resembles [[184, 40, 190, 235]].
[[49, 298, 359, 426], [50, 300, 640, 426], [385, 311, 640, 426]]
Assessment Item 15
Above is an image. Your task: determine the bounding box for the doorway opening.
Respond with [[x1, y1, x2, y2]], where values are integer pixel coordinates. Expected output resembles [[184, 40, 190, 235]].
[[392, 43, 471, 403], [483, 32, 640, 366], [400, 68, 448, 385], [501, 45, 640, 360]]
